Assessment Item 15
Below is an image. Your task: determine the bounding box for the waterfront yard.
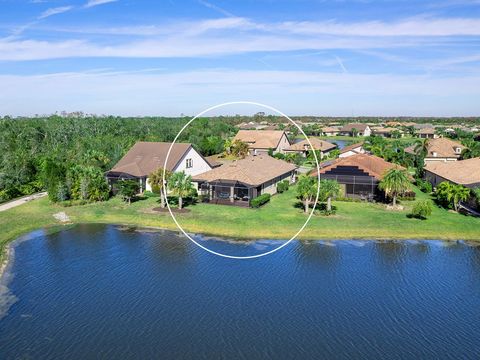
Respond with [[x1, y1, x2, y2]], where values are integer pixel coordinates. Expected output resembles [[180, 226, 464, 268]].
[[1, 185, 479, 261]]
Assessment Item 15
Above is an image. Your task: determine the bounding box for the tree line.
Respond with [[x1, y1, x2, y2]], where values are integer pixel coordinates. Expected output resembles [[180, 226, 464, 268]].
[[0, 115, 236, 203]]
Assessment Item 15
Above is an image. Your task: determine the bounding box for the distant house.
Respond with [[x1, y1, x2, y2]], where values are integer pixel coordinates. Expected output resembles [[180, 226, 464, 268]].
[[310, 154, 403, 201], [338, 142, 366, 158], [372, 127, 403, 138], [405, 138, 466, 163], [424, 157, 480, 189], [237, 122, 268, 130], [416, 128, 439, 139], [339, 123, 372, 137], [284, 138, 337, 158], [233, 130, 291, 155], [193, 156, 297, 207], [106, 142, 213, 192], [321, 126, 340, 136]]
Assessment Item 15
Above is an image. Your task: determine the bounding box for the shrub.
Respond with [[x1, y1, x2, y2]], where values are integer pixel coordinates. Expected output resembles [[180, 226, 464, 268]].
[[474, 188, 480, 210], [398, 191, 416, 201], [250, 193, 271, 208], [277, 180, 290, 193], [409, 199, 433, 219], [416, 178, 433, 193]]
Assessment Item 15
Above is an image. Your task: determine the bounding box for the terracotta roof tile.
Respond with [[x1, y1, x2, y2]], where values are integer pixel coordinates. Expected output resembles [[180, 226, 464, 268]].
[[311, 153, 403, 180], [425, 157, 480, 186], [233, 130, 288, 149], [193, 155, 297, 186], [108, 142, 192, 177], [287, 138, 336, 152]]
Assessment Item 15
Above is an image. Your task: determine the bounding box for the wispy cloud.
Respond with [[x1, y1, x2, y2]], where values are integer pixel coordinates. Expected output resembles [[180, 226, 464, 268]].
[[197, 0, 235, 17], [84, 0, 117, 8], [38, 6, 73, 19]]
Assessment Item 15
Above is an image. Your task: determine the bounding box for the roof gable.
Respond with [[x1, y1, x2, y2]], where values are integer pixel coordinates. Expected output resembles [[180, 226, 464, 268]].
[[312, 154, 403, 180], [193, 155, 297, 186], [108, 142, 193, 177], [233, 130, 289, 149]]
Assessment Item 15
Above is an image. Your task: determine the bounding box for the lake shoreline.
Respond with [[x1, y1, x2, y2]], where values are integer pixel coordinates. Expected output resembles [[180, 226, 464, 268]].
[[2, 222, 479, 279]]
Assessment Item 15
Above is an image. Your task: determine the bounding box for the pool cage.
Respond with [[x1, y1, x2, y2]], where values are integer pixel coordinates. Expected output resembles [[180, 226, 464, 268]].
[[320, 174, 384, 202], [199, 180, 259, 207]]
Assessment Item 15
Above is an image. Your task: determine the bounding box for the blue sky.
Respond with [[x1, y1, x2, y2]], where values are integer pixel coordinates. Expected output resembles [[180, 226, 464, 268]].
[[1, 0, 480, 116]]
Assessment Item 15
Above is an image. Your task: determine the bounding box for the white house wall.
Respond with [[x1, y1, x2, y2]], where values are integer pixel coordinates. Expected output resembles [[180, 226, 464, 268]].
[[173, 147, 212, 176]]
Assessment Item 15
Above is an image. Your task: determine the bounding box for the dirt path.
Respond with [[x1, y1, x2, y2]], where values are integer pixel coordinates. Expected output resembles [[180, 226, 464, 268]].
[[0, 192, 47, 212]]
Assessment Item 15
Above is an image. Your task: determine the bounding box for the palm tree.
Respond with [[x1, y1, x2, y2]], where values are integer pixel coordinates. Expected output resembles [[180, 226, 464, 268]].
[[168, 171, 195, 209], [223, 138, 233, 156], [231, 140, 250, 158], [379, 168, 411, 206], [450, 185, 470, 212], [149, 167, 172, 208], [320, 179, 340, 211], [296, 175, 318, 213]]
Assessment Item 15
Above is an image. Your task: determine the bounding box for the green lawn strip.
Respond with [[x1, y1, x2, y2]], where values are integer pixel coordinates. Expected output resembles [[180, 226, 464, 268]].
[[1, 185, 479, 261]]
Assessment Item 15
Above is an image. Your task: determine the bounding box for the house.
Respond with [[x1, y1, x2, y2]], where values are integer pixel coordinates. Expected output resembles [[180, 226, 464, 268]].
[[310, 153, 403, 201], [424, 157, 480, 189], [339, 123, 372, 137], [338, 142, 366, 158], [193, 156, 297, 207], [237, 122, 268, 130], [106, 142, 213, 192], [233, 130, 291, 155], [284, 138, 337, 158], [322, 126, 340, 136], [416, 128, 439, 139], [405, 138, 466, 163], [372, 127, 403, 138]]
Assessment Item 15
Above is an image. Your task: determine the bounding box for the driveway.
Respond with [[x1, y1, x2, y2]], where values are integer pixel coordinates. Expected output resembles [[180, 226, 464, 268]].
[[0, 192, 48, 212]]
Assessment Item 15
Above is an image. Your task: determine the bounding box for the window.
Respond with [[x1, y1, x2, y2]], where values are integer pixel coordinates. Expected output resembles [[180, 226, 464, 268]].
[[186, 158, 193, 168], [455, 147, 461, 154]]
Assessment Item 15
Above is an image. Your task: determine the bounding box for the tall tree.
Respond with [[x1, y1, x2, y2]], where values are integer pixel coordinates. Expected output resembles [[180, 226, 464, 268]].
[[231, 140, 250, 158], [117, 179, 139, 205], [436, 182, 471, 212], [320, 179, 340, 212], [296, 175, 318, 213], [149, 168, 172, 208], [379, 168, 411, 206], [168, 171, 195, 209]]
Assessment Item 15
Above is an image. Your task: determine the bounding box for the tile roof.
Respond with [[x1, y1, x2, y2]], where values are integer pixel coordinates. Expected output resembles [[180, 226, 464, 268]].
[[311, 153, 403, 180], [417, 128, 436, 134], [233, 130, 288, 149], [424, 138, 465, 158], [193, 155, 297, 186], [287, 138, 337, 152], [108, 142, 193, 177], [339, 142, 364, 154], [340, 123, 369, 132], [425, 157, 480, 186]]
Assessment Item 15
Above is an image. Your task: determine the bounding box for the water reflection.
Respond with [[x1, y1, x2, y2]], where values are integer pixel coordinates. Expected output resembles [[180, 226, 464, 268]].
[[295, 240, 340, 269], [373, 240, 408, 267]]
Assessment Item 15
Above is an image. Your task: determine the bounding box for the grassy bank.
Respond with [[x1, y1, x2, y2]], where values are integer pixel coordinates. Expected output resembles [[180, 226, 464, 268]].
[[1, 185, 479, 260]]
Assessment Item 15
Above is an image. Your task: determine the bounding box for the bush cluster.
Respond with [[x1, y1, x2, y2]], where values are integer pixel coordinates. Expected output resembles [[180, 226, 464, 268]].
[[409, 199, 433, 219], [277, 180, 290, 193], [250, 193, 271, 208], [416, 178, 433, 193]]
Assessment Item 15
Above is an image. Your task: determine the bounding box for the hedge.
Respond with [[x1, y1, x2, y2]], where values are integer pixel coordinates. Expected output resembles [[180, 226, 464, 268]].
[[250, 193, 271, 208]]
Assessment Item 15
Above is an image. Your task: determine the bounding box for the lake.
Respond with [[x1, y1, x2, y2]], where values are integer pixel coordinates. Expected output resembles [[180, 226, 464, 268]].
[[1, 224, 480, 359]]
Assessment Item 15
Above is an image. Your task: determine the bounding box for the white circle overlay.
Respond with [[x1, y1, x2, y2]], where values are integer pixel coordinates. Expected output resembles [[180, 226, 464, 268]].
[[163, 101, 321, 259]]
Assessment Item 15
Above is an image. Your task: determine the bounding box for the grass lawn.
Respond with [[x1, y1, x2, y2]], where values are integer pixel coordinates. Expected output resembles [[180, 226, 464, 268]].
[[1, 185, 479, 261]]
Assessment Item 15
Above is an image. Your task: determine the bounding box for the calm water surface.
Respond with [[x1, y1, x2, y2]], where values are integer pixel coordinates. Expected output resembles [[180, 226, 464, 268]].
[[1, 224, 480, 359]]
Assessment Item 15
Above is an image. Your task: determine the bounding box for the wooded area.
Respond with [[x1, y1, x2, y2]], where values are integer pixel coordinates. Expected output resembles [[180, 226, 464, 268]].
[[0, 115, 236, 203]]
